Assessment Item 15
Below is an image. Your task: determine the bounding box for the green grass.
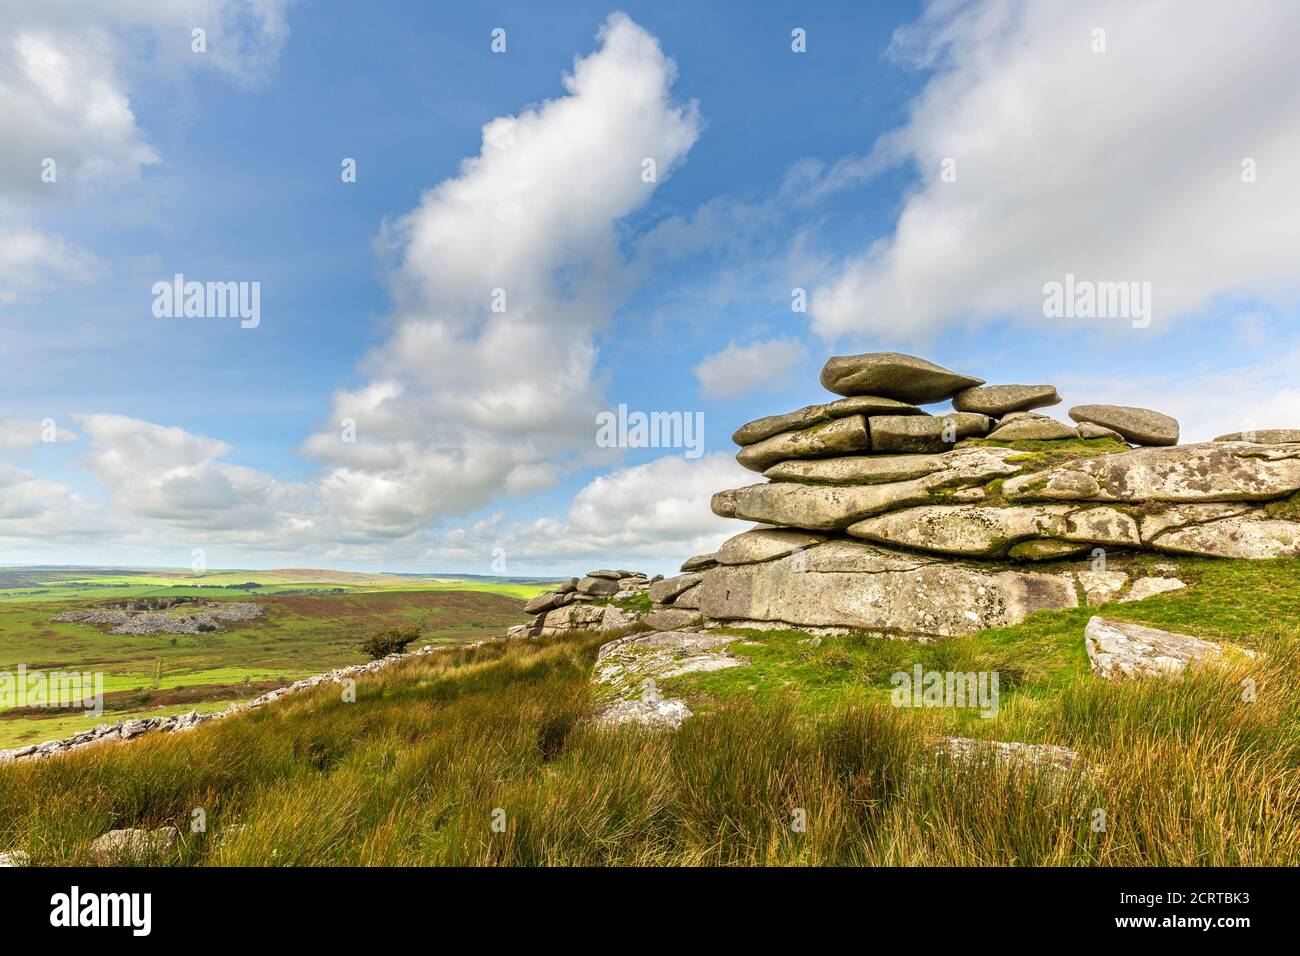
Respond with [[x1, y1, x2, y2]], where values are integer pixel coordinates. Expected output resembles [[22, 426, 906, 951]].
[[1, 617, 1296, 865], [2, 556, 1298, 865], [663, 556, 1297, 741]]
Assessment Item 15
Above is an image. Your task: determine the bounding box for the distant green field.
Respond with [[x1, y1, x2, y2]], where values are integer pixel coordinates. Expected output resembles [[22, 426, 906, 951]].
[[0, 566, 557, 749], [0, 566, 555, 602]]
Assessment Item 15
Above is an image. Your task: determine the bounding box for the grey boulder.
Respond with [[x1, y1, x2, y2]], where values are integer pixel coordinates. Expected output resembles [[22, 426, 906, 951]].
[[819, 352, 984, 403], [577, 575, 620, 597], [1084, 616, 1245, 680], [1068, 404, 1179, 446], [952, 384, 1060, 416], [1151, 513, 1300, 558], [986, 415, 1077, 441], [90, 826, 180, 863], [715, 528, 827, 565], [648, 573, 704, 605], [720, 448, 1022, 530], [524, 591, 563, 615]]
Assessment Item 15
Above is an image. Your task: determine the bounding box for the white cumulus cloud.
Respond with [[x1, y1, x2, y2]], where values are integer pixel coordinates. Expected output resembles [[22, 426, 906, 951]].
[[809, 0, 1300, 341], [302, 13, 702, 539]]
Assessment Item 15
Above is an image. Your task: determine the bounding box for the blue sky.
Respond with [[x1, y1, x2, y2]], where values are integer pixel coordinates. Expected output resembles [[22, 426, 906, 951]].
[[3, 1, 1299, 575]]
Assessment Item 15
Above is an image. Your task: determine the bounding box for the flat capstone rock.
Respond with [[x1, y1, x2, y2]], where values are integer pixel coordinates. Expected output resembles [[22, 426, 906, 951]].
[[1068, 404, 1179, 446], [819, 352, 984, 403]]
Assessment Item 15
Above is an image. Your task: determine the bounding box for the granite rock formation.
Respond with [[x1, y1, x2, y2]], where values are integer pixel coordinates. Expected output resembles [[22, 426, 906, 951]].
[[665, 352, 1300, 639]]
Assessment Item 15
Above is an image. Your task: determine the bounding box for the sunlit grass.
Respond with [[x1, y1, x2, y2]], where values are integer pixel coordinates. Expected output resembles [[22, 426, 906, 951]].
[[2, 611, 1296, 866]]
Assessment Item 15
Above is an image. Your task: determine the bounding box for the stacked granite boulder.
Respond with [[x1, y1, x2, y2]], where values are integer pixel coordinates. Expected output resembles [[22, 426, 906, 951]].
[[647, 351, 1300, 639], [508, 569, 655, 638]]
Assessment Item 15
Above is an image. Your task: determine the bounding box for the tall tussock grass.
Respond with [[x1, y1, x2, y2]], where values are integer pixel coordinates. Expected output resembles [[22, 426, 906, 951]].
[[1, 628, 1297, 865]]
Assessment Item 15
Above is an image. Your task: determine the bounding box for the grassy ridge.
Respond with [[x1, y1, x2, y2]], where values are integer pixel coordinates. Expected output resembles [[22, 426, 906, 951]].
[[2, 609, 1298, 865]]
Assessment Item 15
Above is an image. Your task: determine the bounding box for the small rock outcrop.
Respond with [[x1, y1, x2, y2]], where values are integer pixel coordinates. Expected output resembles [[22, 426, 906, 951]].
[[53, 601, 263, 635], [509, 569, 653, 638], [1083, 616, 1251, 680], [590, 630, 749, 728]]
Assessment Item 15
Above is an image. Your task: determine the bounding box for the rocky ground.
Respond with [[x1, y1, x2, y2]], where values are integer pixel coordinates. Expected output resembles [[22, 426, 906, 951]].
[[52, 600, 263, 634]]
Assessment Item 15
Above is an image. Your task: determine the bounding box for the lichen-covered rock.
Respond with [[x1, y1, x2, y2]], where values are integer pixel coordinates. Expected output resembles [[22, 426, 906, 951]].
[[732, 395, 923, 446], [1084, 616, 1244, 679], [672, 586, 702, 610], [648, 573, 704, 605], [1137, 503, 1253, 542], [1123, 577, 1186, 601], [986, 415, 1077, 441], [590, 631, 748, 729], [1006, 539, 1090, 561], [1075, 570, 1187, 605], [1003, 442, 1300, 503], [577, 575, 620, 596], [694, 543, 1078, 637], [846, 504, 1139, 558], [1075, 422, 1126, 441], [737, 415, 870, 472], [1077, 569, 1129, 604], [539, 603, 607, 634], [952, 384, 1060, 416], [1213, 429, 1300, 444], [1068, 404, 1179, 446], [710, 488, 739, 518], [869, 413, 988, 453], [820, 352, 984, 403], [722, 448, 1021, 530], [523, 591, 563, 615], [644, 607, 703, 631], [593, 698, 693, 730], [1151, 513, 1300, 558], [764, 453, 950, 485], [679, 553, 719, 572], [715, 528, 827, 565]]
